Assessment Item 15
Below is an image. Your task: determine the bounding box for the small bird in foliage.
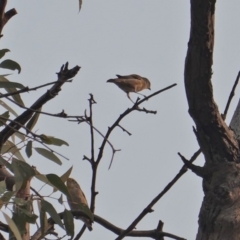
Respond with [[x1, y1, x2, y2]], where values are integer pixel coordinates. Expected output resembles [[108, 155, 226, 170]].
[[107, 74, 151, 103], [66, 178, 93, 231]]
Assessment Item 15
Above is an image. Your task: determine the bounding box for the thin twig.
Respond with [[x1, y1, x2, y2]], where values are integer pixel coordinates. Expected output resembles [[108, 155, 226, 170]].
[[89, 94, 96, 164], [0, 80, 72, 99], [108, 149, 121, 170], [0, 116, 70, 161], [118, 124, 132, 136], [102, 84, 177, 169], [76, 84, 177, 240], [0, 62, 80, 149], [115, 148, 201, 240], [222, 71, 240, 120], [76, 94, 96, 238]]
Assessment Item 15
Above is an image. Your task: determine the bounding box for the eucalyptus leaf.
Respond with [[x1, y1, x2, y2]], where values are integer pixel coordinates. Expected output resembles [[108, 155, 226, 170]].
[[35, 174, 54, 188], [12, 159, 36, 181], [0, 59, 21, 73], [0, 75, 24, 106], [0, 100, 18, 117], [26, 109, 41, 134], [46, 174, 70, 197], [39, 135, 69, 146], [0, 49, 10, 59], [41, 200, 64, 229], [2, 140, 25, 161], [63, 209, 74, 239], [0, 111, 9, 127], [2, 212, 23, 240], [0, 156, 13, 171], [34, 147, 62, 165], [0, 81, 24, 89], [0, 181, 6, 194], [25, 141, 32, 158], [53, 166, 72, 192], [1, 191, 14, 203], [11, 161, 23, 191]]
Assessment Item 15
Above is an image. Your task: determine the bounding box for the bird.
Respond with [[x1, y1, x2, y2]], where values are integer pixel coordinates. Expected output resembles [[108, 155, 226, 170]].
[[107, 74, 151, 103], [66, 178, 93, 231]]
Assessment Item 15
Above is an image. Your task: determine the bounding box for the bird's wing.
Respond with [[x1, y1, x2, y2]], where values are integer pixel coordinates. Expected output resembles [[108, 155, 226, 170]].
[[116, 74, 124, 78], [130, 74, 143, 80], [116, 74, 143, 80]]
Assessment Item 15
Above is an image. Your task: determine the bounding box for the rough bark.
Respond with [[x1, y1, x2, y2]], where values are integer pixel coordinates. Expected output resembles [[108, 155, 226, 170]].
[[184, 0, 240, 239]]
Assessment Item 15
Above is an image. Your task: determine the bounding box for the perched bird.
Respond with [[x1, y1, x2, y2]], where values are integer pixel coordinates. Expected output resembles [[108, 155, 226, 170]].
[[66, 178, 93, 231], [107, 74, 151, 103]]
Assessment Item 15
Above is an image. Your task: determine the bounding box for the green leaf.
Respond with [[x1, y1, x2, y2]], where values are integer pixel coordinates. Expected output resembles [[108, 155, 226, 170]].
[[12, 159, 36, 181], [34, 148, 62, 165], [18, 207, 38, 224], [25, 141, 32, 158], [11, 161, 23, 191], [12, 213, 27, 235], [0, 75, 24, 106], [0, 49, 10, 59], [40, 208, 47, 237], [41, 200, 64, 229], [0, 111, 9, 127], [2, 140, 25, 161], [0, 156, 13, 171], [39, 135, 69, 146], [47, 137, 69, 146], [39, 134, 52, 144], [26, 109, 41, 134], [35, 173, 53, 186], [46, 174, 70, 197], [0, 181, 6, 194], [2, 212, 23, 240], [0, 100, 18, 117], [63, 209, 74, 239], [13, 132, 25, 141], [0, 81, 25, 89], [1, 191, 14, 203], [6, 88, 24, 106], [54, 166, 72, 192], [0, 59, 21, 73], [60, 166, 73, 183]]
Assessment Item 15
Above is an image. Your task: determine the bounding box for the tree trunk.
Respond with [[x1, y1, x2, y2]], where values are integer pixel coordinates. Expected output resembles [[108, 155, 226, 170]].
[[184, 0, 240, 239]]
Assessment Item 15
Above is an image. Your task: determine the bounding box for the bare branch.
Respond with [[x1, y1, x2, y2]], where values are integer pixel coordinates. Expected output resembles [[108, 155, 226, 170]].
[[31, 211, 186, 240], [118, 124, 132, 136], [0, 1, 17, 36], [222, 71, 240, 120], [98, 84, 177, 168], [0, 62, 80, 149], [115, 149, 201, 240], [0, 80, 72, 99]]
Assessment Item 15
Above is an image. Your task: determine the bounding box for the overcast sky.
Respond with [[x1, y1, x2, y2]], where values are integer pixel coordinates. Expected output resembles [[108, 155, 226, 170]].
[[1, 1, 240, 239]]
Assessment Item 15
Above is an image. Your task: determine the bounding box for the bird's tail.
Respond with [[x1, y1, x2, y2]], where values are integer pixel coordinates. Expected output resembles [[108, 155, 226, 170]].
[[107, 79, 115, 83]]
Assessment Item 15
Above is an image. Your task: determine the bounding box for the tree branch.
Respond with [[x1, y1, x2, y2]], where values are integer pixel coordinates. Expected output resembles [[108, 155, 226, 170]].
[[115, 149, 201, 240], [30, 211, 186, 240], [222, 71, 240, 120], [0, 62, 80, 149], [0, 0, 17, 36]]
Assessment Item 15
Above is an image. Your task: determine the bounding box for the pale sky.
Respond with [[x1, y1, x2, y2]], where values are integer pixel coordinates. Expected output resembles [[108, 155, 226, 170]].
[[1, 1, 240, 239]]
